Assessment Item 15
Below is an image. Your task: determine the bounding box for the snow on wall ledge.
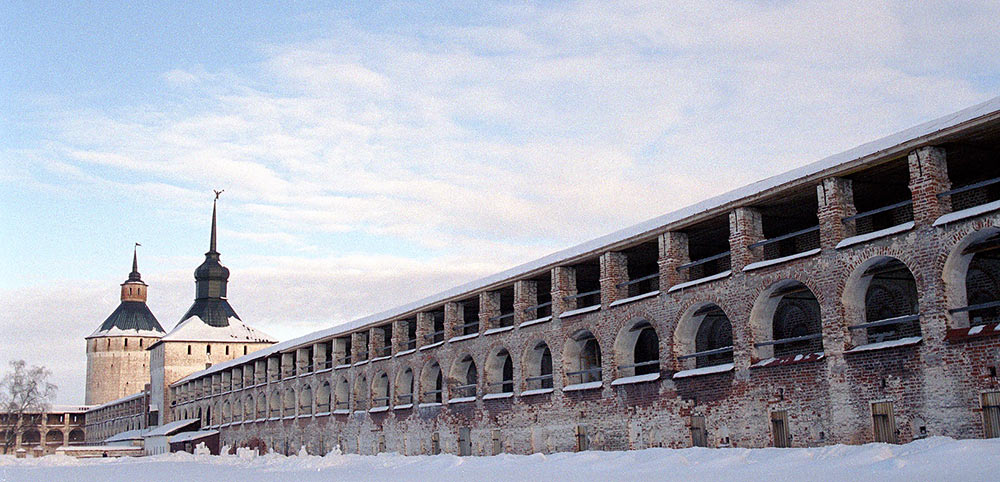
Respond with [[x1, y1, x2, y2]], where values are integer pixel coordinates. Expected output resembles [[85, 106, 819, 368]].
[[3, 437, 999, 482]]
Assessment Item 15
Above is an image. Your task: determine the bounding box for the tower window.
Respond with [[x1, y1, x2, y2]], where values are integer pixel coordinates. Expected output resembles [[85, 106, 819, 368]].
[[207, 345, 211, 354], [188, 345, 192, 355], [243, 346, 247, 355], [124, 338, 128, 347], [225, 346, 229, 355], [139, 339, 143, 347]]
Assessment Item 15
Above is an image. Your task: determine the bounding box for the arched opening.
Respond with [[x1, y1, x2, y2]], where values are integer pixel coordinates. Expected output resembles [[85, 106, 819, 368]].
[[316, 382, 331, 413], [354, 376, 369, 411], [843, 257, 921, 346], [564, 330, 602, 385], [21, 429, 40, 446], [282, 387, 295, 415], [945, 228, 1000, 328], [486, 348, 514, 394], [372, 372, 390, 408], [68, 429, 84, 445], [334, 377, 350, 411], [420, 361, 443, 404], [269, 390, 280, 418], [614, 319, 660, 378], [299, 385, 313, 415], [222, 401, 232, 424], [523, 341, 553, 390], [450, 355, 478, 399], [395, 368, 414, 406], [233, 398, 243, 422], [257, 393, 267, 419], [752, 280, 823, 358], [45, 430, 62, 446], [243, 395, 253, 421], [676, 303, 734, 370]]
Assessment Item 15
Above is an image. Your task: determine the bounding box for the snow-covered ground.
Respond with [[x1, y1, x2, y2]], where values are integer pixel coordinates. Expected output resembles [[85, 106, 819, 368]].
[[2, 437, 997, 482]]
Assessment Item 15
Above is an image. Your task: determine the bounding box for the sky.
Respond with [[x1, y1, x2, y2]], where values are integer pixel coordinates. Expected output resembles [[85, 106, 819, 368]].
[[1, 1, 998, 404]]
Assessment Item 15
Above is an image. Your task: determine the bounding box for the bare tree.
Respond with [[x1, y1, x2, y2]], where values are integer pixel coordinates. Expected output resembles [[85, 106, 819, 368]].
[[0, 360, 57, 453]]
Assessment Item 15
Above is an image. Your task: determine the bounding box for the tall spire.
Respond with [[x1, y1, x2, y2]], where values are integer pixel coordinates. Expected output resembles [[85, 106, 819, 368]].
[[183, 190, 239, 327], [128, 242, 142, 282], [209, 189, 223, 255]]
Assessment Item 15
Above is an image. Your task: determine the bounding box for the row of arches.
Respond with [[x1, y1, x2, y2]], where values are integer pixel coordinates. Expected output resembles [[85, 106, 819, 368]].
[[177, 229, 1000, 421], [0, 428, 84, 447]]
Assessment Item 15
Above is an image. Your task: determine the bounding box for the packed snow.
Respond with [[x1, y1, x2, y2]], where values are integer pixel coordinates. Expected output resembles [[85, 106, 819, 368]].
[[2, 437, 998, 482]]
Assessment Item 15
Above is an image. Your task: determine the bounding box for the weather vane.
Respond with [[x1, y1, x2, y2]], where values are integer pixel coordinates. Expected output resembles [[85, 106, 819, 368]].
[[214, 189, 224, 200]]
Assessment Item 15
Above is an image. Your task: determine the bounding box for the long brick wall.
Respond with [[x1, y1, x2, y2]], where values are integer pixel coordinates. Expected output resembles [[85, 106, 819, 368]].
[[168, 104, 1000, 456]]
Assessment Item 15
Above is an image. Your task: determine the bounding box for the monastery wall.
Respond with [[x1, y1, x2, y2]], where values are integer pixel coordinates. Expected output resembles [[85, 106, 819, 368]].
[[167, 104, 1000, 455]]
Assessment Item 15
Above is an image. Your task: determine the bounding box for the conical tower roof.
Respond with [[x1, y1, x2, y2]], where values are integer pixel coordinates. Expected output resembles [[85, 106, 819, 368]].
[[88, 246, 165, 338]]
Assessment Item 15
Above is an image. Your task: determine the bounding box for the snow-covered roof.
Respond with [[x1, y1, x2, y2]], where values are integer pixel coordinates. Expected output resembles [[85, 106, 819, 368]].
[[87, 300, 165, 339], [172, 95, 1000, 387], [169, 430, 219, 444], [49, 404, 92, 413], [144, 418, 200, 438], [105, 428, 148, 443], [157, 314, 276, 344], [87, 391, 145, 412]]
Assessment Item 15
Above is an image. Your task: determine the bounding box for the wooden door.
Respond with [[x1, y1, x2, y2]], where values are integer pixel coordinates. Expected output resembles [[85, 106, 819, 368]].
[[984, 392, 1000, 439], [691, 416, 707, 447], [575, 425, 589, 451], [458, 427, 471, 456], [771, 410, 790, 448], [872, 402, 897, 443]]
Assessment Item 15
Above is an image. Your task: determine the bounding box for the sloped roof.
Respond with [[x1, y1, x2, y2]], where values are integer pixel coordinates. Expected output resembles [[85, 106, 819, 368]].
[[144, 418, 200, 438], [158, 314, 276, 344], [105, 428, 148, 443], [169, 430, 219, 444], [88, 301, 165, 339]]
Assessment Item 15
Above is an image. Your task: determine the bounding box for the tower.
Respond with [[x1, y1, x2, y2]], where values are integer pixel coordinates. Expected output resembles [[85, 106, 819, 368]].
[[85, 247, 165, 405], [148, 193, 276, 425]]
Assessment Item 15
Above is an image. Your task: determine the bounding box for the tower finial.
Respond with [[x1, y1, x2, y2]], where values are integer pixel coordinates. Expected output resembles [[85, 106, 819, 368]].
[[209, 190, 223, 254], [133, 242, 139, 270], [128, 242, 142, 282]]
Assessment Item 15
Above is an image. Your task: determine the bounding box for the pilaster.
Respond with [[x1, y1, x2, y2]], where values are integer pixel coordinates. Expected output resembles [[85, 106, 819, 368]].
[[658, 231, 689, 288], [729, 207, 764, 270], [908, 146, 952, 225], [600, 251, 629, 305], [551, 266, 577, 316], [514, 280, 537, 324]]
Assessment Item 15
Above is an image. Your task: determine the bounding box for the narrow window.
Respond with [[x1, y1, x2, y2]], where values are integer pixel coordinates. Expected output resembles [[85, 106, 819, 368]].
[[139, 339, 143, 347], [225, 346, 230, 355], [207, 345, 211, 354], [188, 345, 192, 355], [244, 346, 248, 355], [124, 338, 128, 347]]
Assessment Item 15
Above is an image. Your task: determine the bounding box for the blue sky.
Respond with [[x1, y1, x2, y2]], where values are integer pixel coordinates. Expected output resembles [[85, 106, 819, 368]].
[[2, 1, 999, 403]]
